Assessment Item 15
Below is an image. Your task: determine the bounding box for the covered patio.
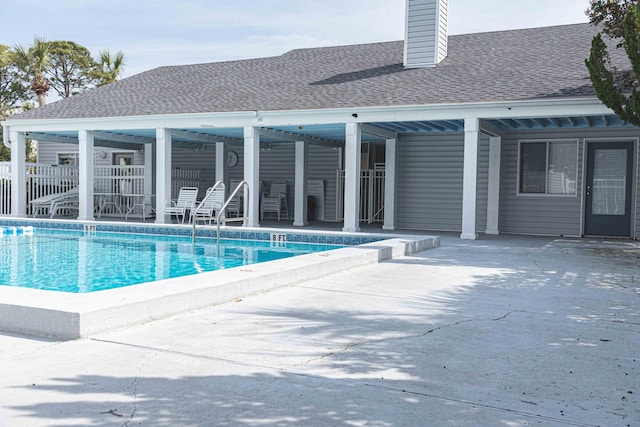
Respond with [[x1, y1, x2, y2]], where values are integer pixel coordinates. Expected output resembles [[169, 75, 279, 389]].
[[1, 98, 627, 239]]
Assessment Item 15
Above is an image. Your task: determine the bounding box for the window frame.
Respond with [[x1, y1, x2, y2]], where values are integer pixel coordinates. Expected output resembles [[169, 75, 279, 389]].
[[56, 152, 79, 166], [517, 139, 579, 197]]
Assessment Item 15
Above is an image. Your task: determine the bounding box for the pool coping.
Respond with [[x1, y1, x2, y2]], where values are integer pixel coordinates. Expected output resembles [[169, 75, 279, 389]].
[[0, 219, 439, 340]]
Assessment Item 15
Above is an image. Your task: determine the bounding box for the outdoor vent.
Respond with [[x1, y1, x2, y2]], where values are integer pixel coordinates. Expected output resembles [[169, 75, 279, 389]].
[[403, 0, 448, 68]]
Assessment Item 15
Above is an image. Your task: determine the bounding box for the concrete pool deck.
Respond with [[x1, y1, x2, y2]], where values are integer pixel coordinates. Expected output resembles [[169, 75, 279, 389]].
[[0, 226, 438, 339], [0, 234, 638, 426]]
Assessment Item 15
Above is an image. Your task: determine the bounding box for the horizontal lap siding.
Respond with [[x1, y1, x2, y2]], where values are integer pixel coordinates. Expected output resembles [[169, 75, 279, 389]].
[[395, 133, 489, 232], [257, 143, 296, 215], [499, 130, 583, 236], [211, 142, 340, 222], [308, 144, 340, 222], [172, 145, 215, 197], [396, 133, 464, 231], [500, 128, 640, 237], [37, 141, 144, 166]]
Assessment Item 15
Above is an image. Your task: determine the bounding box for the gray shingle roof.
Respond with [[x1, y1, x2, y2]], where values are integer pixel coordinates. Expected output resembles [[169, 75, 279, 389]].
[[12, 23, 620, 121]]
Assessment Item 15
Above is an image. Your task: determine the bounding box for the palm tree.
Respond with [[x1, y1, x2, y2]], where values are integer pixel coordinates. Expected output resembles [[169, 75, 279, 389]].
[[97, 49, 125, 85], [14, 36, 52, 106]]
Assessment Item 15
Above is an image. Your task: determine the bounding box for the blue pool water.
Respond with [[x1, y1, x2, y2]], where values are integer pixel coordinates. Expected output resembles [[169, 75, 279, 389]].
[[0, 227, 345, 293]]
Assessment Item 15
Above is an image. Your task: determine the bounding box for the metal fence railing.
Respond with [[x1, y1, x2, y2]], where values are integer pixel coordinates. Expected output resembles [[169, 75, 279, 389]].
[[336, 167, 385, 224]]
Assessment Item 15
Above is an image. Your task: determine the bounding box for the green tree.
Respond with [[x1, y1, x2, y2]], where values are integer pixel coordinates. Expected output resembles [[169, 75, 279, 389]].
[[0, 44, 30, 114], [585, 2, 640, 126], [587, 0, 638, 41], [14, 36, 52, 106], [45, 40, 99, 98], [0, 44, 32, 162], [95, 49, 125, 86]]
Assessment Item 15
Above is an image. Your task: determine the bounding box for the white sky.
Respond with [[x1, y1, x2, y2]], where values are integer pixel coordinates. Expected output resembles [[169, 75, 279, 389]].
[[1, 0, 589, 77]]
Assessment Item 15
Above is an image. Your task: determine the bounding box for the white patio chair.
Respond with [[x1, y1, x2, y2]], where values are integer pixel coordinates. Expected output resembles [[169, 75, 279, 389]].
[[190, 184, 225, 224], [261, 181, 288, 221], [29, 187, 79, 217], [165, 187, 198, 224]]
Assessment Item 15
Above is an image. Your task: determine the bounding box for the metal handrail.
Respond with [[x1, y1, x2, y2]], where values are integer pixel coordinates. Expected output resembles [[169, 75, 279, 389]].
[[216, 180, 249, 243], [191, 180, 249, 243], [191, 181, 224, 242]]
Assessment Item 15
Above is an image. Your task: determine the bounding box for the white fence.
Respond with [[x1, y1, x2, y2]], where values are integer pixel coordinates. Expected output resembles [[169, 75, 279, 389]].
[[336, 168, 385, 224], [0, 162, 202, 218]]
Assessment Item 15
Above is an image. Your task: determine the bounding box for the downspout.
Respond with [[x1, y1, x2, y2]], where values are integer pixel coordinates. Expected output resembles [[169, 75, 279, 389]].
[[2, 126, 10, 148]]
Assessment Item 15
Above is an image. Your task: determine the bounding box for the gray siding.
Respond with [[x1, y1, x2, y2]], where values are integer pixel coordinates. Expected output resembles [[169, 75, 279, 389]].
[[395, 132, 489, 232], [227, 142, 339, 222], [171, 144, 215, 198], [499, 128, 640, 238], [308, 144, 340, 222], [404, 0, 447, 67], [499, 130, 583, 236], [37, 141, 145, 166]]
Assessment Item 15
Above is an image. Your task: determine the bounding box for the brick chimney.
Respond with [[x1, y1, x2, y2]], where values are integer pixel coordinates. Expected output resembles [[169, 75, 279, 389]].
[[403, 0, 448, 68]]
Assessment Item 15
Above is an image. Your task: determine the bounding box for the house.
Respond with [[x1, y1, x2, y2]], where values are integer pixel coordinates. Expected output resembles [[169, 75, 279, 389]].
[[2, 0, 638, 239]]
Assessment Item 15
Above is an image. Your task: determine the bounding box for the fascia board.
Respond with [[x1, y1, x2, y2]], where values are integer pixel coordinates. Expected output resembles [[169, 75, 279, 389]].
[[1, 98, 613, 133]]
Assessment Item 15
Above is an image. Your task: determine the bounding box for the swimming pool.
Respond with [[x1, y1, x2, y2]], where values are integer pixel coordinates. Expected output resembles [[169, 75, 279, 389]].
[[0, 227, 345, 293], [0, 219, 439, 339]]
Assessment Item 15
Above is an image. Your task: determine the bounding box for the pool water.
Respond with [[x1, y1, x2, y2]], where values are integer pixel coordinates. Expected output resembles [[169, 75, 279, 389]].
[[0, 228, 345, 293]]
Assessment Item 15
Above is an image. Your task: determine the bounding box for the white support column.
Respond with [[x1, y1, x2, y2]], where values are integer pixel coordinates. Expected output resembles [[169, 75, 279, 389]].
[[382, 137, 397, 230], [9, 131, 26, 217], [77, 130, 95, 221], [215, 142, 228, 185], [144, 142, 154, 217], [293, 140, 308, 227], [155, 128, 172, 223], [244, 126, 260, 227], [461, 118, 479, 240], [343, 122, 361, 232], [485, 136, 502, 235]]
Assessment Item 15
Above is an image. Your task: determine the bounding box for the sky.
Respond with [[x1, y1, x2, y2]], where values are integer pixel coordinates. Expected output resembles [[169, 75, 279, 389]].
[[1, 0, 590, 78]]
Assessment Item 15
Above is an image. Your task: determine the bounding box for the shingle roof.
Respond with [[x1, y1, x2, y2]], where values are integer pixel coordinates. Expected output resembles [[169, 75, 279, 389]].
[[11, 23, 621, 121]]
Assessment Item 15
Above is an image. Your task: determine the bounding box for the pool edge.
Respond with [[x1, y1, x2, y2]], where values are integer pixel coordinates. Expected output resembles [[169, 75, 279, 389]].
[[0, 234, 439, 340]]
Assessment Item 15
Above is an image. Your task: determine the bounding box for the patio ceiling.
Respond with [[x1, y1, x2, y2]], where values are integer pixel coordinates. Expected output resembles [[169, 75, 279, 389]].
[[25, 113, 633, 149]]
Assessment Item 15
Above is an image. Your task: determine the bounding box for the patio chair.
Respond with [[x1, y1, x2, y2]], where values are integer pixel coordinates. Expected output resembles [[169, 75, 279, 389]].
[[261, 180, 288, 221], [29, 187, 79, 218], [190, 184, 225, 224], [165, 187, 198, 224]]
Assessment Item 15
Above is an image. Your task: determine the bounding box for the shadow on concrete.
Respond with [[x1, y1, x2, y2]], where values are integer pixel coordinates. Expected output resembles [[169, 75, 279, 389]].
[[4, 235, 639, 425]]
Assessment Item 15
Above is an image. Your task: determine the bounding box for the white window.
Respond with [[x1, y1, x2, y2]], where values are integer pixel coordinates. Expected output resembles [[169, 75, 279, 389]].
[[519, 140, 577, 195], [57, 153, 78, 166]]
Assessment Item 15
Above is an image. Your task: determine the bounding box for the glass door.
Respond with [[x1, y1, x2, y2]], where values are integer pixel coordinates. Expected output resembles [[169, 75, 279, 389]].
[[584, 142, 634, 236]]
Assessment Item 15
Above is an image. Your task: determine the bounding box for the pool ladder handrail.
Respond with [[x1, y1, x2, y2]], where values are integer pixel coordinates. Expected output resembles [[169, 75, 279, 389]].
[[191, 180, 249, 243]]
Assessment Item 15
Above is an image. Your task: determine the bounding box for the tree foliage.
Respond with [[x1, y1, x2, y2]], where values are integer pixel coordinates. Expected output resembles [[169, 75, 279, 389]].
[[587, 0, 638, 42], [0, 37, 126, 161], [45, 41, 97, 98], [586, 1, 640, 126], [95, 49, 126, 86], [13, 36, 52, 106]]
